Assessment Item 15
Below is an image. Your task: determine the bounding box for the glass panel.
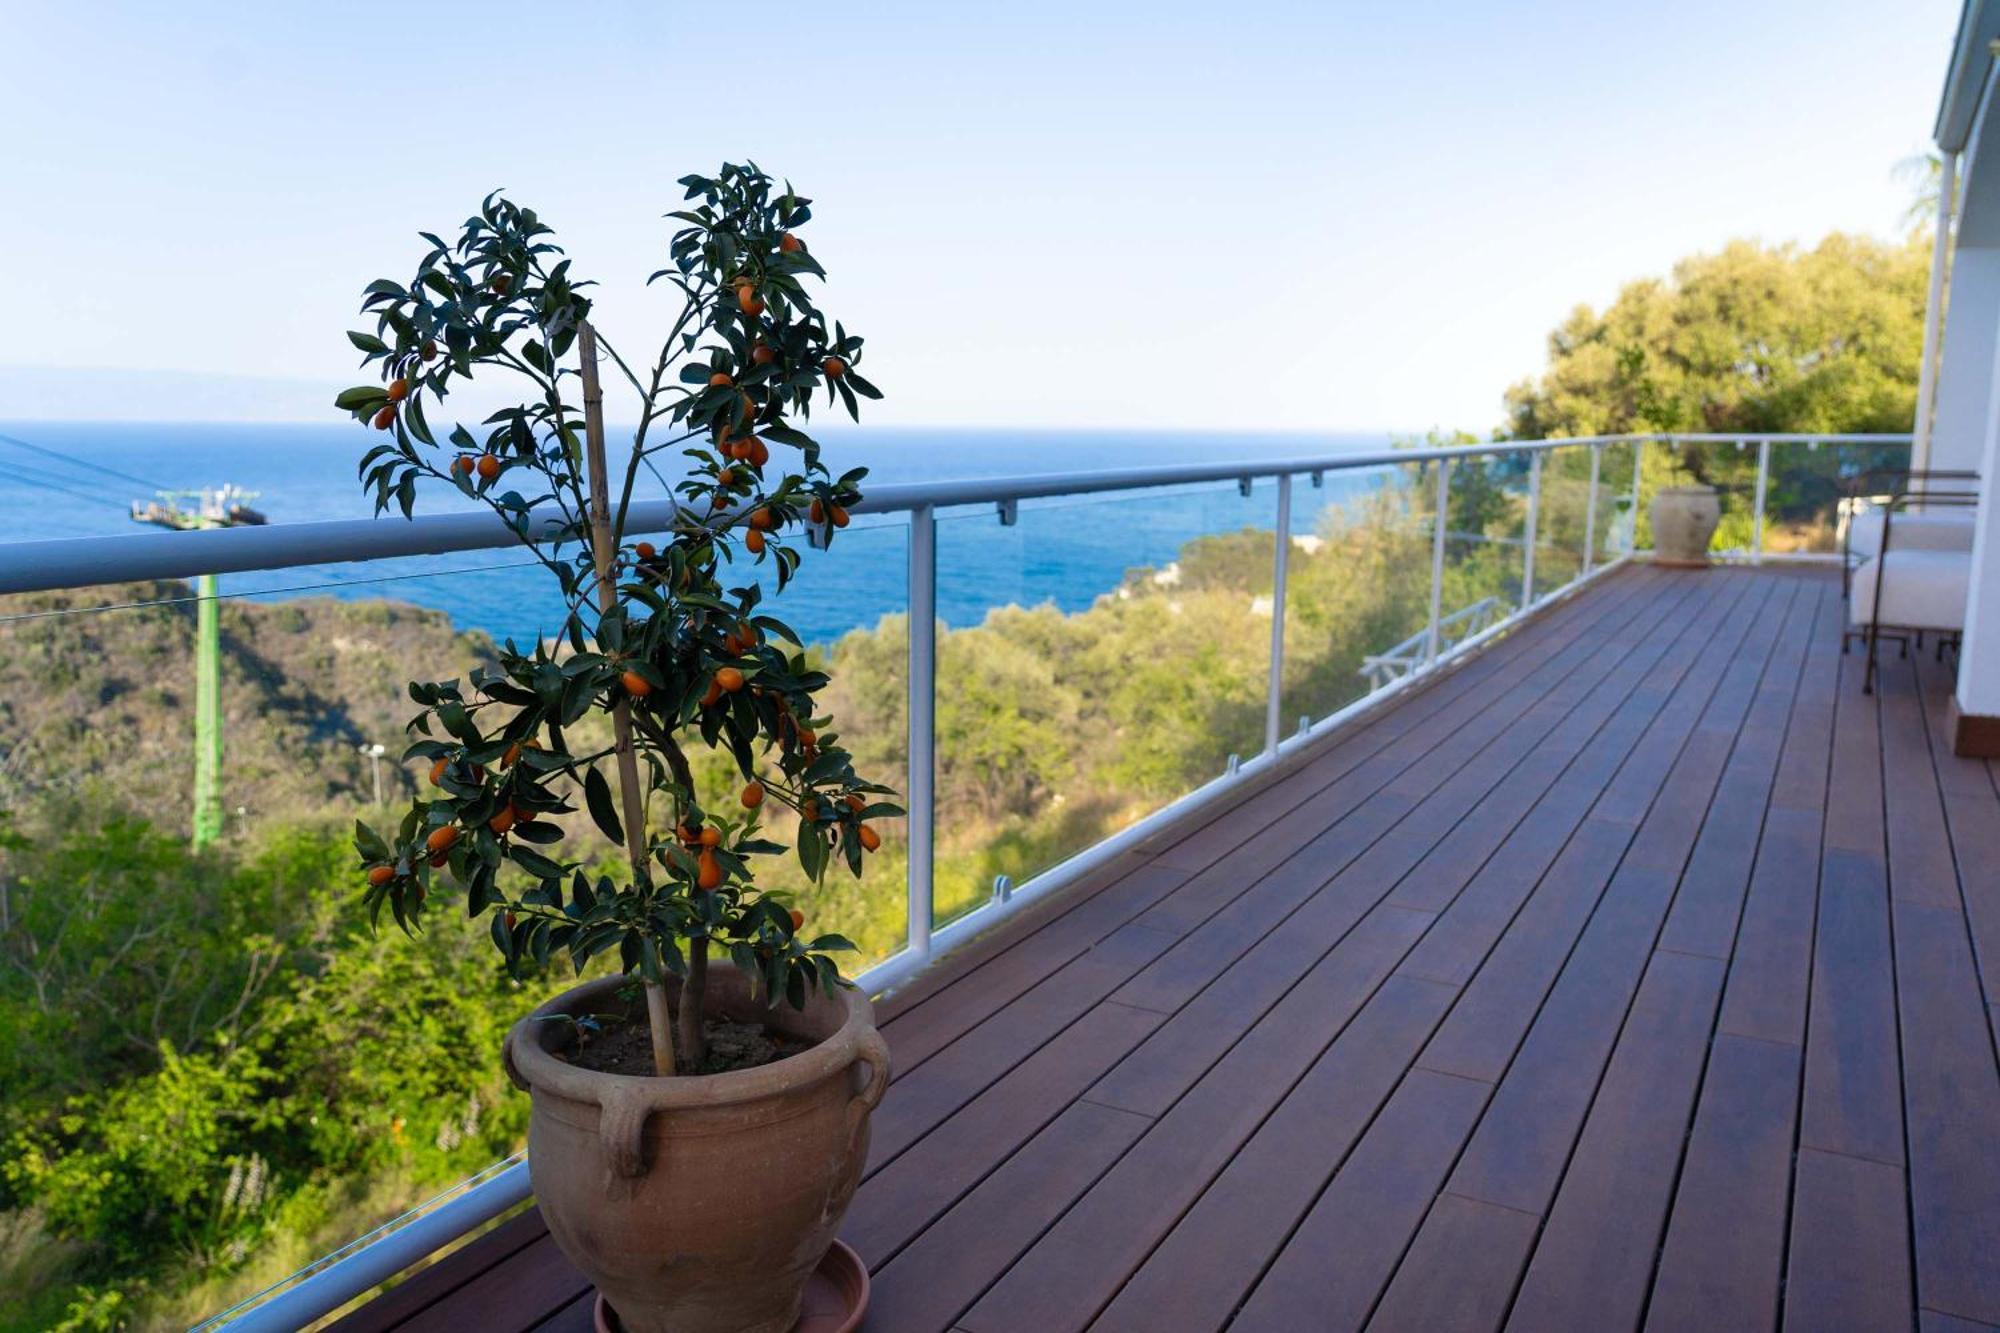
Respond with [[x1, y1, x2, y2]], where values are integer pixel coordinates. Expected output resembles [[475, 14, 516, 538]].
[[1445, 449, 1529, 616], [1594, 439, 1641, 564], [736, 516, 910, 970], [930, 481, 1276, 927], [1529, 445, 1591, 599], [0, 518, 909, 1326], [1279, 461, 1437, 727], [1763, 438, 1916, 554]]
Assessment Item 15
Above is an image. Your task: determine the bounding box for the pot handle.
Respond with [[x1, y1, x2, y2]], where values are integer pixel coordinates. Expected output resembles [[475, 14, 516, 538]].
[[597, 1086, 653, 1180], [847, 1028, 891, 1127]]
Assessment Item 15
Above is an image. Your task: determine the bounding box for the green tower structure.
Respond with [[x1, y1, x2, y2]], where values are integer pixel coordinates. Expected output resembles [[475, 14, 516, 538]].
[[130, 486, 266, 848]]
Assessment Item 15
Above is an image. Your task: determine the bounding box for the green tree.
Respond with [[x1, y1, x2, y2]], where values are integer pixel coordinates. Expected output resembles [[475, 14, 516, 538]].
[[1503, 232, 1928, 547]]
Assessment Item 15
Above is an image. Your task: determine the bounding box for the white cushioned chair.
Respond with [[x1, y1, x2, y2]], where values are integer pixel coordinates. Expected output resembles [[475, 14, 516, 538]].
[[1846, 489, 1979, 693]]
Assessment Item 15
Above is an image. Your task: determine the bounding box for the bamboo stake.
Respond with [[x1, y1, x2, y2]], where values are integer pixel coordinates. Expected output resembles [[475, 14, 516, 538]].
[[578, 320, 679, 1077]]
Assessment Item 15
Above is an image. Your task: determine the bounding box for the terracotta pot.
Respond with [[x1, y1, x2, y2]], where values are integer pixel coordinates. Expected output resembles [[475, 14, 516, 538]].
[[504, 966, 889, 1333], [1649, 484, 1722, 567]]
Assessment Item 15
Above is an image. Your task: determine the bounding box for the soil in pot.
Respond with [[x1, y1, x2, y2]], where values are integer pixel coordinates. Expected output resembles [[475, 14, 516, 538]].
[[559, 1008, 814, 1077]]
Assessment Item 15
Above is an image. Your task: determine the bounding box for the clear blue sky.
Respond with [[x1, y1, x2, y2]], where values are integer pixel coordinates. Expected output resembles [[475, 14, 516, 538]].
[[0, 0, 1962, 433]]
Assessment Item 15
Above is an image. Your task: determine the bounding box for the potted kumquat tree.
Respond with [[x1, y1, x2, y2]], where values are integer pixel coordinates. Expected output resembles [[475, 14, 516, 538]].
[[336, 164, 894, 1333]]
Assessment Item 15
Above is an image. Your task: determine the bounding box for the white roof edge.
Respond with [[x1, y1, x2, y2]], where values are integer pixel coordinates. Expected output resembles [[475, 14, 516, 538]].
[[1938, 0, 1999, 150]]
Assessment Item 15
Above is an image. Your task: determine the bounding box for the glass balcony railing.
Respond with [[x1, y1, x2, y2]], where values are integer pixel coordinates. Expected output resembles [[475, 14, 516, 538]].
[[0, 429, 1910, 1330]]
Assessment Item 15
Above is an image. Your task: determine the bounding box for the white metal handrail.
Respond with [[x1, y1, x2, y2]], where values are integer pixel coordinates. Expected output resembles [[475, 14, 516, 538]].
[[0, 433, 1910, 597], [0, 430, 1911, 1329]]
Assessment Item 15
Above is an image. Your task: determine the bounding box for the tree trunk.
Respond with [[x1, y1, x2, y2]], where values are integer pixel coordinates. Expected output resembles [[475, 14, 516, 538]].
[[578, 320, 685, 1077]]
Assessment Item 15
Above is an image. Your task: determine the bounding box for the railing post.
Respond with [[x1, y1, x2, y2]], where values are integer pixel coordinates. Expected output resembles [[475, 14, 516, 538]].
[[1520, 451, 1541, 610], [1751, 437, 1771, 565], [906, 505, 936, 962], [1582, 444, 1600, 578], [1264, 475, 1292, 755], [1426, 458, 1450, 665], [1628, 438, 1645, 554]]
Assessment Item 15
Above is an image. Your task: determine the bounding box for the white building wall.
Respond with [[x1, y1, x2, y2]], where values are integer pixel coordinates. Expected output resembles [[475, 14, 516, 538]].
[[1957, 325, 2000, 719], [1931, 247, 2000, 474]]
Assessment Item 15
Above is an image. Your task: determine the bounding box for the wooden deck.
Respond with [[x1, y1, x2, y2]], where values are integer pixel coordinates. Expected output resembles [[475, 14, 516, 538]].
[[333, 564, 2000, 1333]]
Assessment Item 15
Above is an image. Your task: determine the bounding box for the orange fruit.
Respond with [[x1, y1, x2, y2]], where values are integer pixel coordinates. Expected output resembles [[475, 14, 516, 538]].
[[427, 853, 447, 870], [635, 541, 657, 560], [748, 437, 770, 467], [504, 911, 516, 930], [697, 848, 723, 891], [796, 724, 817, 748], [421, 339, 438, 360], [426, 825, 460, 855], [373, 405, 396, 430], [454, 455, 476, 475], [715, 666, 745, 693], [701, 678, 724, 708], [741, 781, 765, 809], [698, 825, 722, 848], [490, 274, 511, 295], [745, 529, 767, 555], [830, 505, 850, 528], [822, 356, 846, 378], [709, 371, 733, 388], [750, 343, 776, 366], [748, 506, 775, 530], [809, 498, 827, 524], [367, 864, 395, 887], [845, 794, 866, 812], [621, 669, 653, 697], [738, 394, 758, 424], [717, 467, 737, 487], [737, 285, 764, 315], [858, 823, 882, 852], [488, 804, 517, 835], [387, 378, 410, 403], [779, 232, 802, 254], [477, 455, 500, 481], [788, 907, 806, 931], [430, 757, 449, 786], [802, 797, 819, 822], [502, 741, 523, 769]]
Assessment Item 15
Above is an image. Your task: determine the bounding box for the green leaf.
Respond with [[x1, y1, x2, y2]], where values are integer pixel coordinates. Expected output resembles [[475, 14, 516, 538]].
[[347, 331, 390, 355], [584, 767, 624, 844], [510, 845, 567, 879]]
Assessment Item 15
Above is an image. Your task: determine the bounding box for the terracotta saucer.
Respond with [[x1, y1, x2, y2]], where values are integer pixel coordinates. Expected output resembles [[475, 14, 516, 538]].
[[593, 1240, 870, 1333]]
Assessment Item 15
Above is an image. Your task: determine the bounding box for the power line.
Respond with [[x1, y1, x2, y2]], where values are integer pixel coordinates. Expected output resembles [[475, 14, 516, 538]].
[[0, 429, 166, 491], [3, 467, 128, 511]]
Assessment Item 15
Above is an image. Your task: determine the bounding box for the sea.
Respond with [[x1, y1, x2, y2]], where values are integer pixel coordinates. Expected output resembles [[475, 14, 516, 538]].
[[0, 422, 1399, 646]]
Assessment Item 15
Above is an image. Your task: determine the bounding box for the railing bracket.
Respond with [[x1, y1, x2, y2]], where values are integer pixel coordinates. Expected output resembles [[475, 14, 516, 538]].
[[996, 498, 1018, 527]]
